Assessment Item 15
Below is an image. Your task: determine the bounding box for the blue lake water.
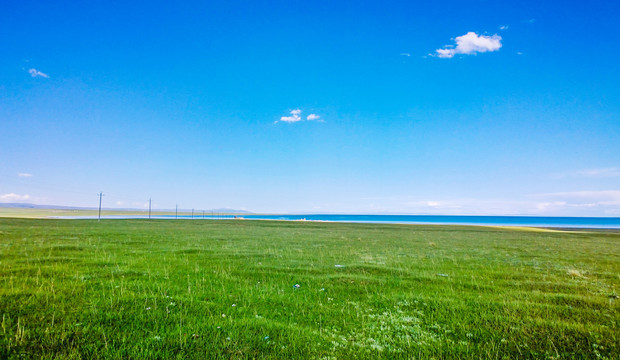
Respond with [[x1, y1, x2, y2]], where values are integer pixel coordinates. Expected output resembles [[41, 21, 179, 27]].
[[67, 214, 620, 229]]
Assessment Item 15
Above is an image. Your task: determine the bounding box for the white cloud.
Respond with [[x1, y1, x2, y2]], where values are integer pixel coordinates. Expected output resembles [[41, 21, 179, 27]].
[[499, 25, 509, 30], [575, 167, 620, 178], [17, 173, 33, 177], [356, 191, 620, 216], [277, 109, 324, 123], [400, 53, 411, 57], [0, 193, 31, 202], [280, 115, 302, 123], [435, 32, 502, 58], [28, 68, 49, 78], [532, 191, 620, 215], [279, 109, 303, 123], [535, 190, 620, 203]]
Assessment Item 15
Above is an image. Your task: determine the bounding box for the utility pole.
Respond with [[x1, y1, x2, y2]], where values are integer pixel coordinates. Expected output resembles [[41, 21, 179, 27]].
[[98, 192, 104, 222], [176, 204, 178, 219], [149, 198, 152, 219]]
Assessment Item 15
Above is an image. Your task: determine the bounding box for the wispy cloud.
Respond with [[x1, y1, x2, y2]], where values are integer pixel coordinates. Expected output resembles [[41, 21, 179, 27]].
[[28, 68, 49, 78], [532, 190, 620, 215], [499, 25, 509, 30], [434, 32, 502, 58], [0, 193, 31, 202], [356, 191, 620, 216], [535, 190, 620, 202], [400, 53, 411, 57], [525, 18, 536, 24], [575, 167, 620, 178], [17, 173, 33, 178], [132, 201, 150, 208], [306, 114, 321, 121], [552, 167, 620, 179]]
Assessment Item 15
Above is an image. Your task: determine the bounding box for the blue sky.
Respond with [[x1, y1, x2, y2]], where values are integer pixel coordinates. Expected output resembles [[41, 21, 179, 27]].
[[1, 0, 619, 215]]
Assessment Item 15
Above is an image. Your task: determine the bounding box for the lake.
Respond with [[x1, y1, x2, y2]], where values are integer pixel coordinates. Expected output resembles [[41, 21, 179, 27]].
[[66, 214, 620, 229]]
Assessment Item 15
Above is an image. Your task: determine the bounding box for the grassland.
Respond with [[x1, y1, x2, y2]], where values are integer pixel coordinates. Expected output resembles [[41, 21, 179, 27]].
[[0, 219, 618, 359], [0, 208, 197, 219]]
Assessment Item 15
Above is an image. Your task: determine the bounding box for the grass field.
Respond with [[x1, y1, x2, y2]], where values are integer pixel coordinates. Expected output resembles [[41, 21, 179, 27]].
[[0, 208, 197, 219], [0, 219, 618, 359]]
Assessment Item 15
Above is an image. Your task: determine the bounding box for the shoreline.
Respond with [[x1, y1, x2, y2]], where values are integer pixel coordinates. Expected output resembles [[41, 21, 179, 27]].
[[37, 216, 620, 231], [2, 208, 619, 230]]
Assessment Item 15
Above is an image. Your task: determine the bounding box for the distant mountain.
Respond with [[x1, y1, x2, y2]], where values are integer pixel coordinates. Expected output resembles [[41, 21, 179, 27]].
[[0, 203, 252, 214]]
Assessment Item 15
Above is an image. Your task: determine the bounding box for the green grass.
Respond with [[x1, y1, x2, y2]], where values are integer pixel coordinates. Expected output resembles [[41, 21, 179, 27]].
[[0, 219, 618, 359], [0, 208, 199, 219]]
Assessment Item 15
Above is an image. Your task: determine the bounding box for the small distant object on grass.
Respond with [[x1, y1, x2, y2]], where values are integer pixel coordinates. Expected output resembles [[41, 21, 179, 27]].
[[429, 242, 437, 247], [293, 284, 301, 289], [436, 273, 449, 277], [334, 264, 345, 268], [567, 269, 586, 278]]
